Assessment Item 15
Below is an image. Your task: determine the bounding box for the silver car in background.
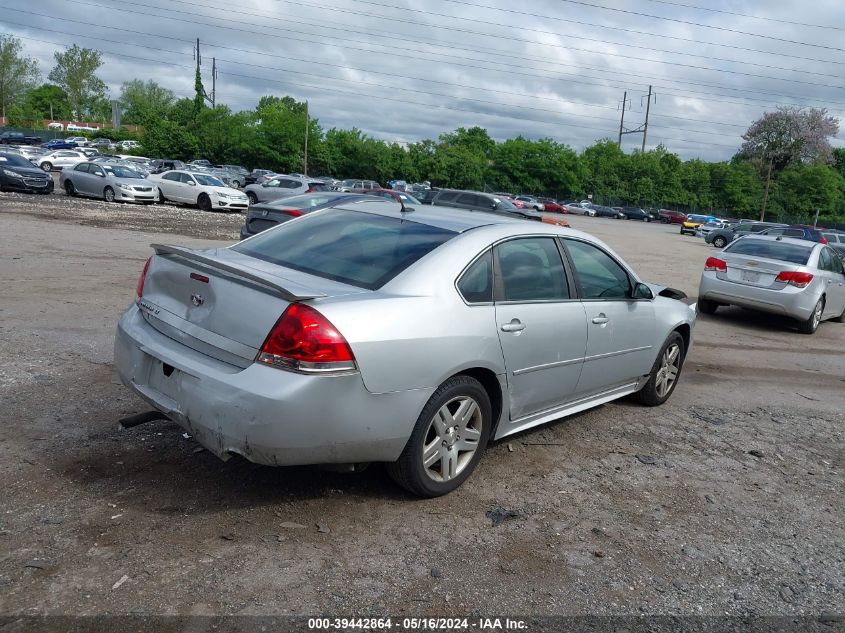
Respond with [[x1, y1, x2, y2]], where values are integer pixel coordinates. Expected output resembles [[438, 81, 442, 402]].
[[244, 175, 330, 205], [59, 162, 156, 203], [698, 236, 845, 334], [115, 202, 696, 497]]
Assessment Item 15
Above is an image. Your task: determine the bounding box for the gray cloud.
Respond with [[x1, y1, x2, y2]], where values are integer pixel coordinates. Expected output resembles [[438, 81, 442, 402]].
[[3, 0, 844, 160]]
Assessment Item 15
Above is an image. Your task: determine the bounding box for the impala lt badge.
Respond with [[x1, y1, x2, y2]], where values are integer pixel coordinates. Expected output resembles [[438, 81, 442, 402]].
[[190, 293, 205, 306]]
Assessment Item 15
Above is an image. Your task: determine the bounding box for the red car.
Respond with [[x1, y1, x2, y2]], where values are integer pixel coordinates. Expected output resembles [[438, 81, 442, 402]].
[[658, 209, 688, 225], [538, 198, 565, 213], [365, 189, 423, 204]]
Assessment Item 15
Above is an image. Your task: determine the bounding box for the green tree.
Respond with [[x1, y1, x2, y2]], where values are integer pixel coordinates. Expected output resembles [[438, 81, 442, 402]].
[[47, 45, 107, 120], [773, 165, 845, 223], [23, 84, 71, 121], [193, 67, 206, 117], [120, 80, 175, 125], [580, 140, 628, 204], [142, 119, 198, 160], [0, 35, 40, 119]]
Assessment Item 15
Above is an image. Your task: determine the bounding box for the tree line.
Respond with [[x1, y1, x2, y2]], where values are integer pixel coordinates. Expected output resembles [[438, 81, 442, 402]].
[[1, 35, 843, 225]]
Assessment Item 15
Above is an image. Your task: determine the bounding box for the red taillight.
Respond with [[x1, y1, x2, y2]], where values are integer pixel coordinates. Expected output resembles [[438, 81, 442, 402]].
[[257, 304, 355, 372], [704, 257, 727, 272], [775, 271, 814, 288], [820, 237, 828, 244], [135, 256, 152, 298], [281, 208, 303, 217]]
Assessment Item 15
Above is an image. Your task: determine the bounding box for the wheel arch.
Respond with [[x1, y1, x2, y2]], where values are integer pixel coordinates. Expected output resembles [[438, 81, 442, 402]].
[[673, 323, 691, 359], [449, 367, 505, 442]]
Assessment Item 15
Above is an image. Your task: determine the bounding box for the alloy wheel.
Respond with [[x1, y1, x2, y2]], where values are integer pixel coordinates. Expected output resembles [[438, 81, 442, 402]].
[[654, 343, 681, 398], [421, 396, 483, 483]]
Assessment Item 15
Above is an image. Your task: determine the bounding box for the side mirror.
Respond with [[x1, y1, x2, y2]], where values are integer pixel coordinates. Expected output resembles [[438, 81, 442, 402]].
[[491, 201, 499, 210], [632, 282, 654, 300], [188, 181, 196, 186]]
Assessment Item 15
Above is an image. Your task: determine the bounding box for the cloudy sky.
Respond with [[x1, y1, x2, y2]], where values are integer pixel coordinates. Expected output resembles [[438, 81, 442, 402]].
[[3, 0, 844, 160]]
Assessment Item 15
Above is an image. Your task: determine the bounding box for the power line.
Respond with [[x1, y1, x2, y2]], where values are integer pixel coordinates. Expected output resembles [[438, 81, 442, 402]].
[[45, 0, 845, 108], [640, 0, 845, 32], [552, 0, 845, 52], [6, 30, 744, 150]]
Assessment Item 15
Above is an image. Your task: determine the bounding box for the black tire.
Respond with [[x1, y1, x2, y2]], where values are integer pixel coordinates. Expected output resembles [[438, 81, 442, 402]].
[[797, 297, 824, 334], [712, 236, 728, 248], [104, 186, 115, 202], [157, 188, 166, 203], [64, 180, 76, 196], [697, 298, 718, 314], [246, 191, 257, 205], [197, 193, 212, 212], [679, 227, 686, 234], [41, 162, 52, 172], [231, 179, 241, 189], [636, 331, 686, 407], [387, 375, 492, 497]]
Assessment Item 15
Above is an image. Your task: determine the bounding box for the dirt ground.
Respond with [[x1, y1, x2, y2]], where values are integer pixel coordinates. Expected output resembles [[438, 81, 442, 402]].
[[0, 192, 843, 619]]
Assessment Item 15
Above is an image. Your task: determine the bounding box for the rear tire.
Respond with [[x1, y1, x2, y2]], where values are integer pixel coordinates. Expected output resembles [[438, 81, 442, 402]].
[[157, 188, 166, 203], [636, 332, 685, 407], [64, 180, 76, 196], [41, 162, 52, 172], [246, 191, 257, 205], [712, 236, 728, 248], [798, 297, 824, 334], [697, 298, 718, 314], [387, 375, 492, 497]]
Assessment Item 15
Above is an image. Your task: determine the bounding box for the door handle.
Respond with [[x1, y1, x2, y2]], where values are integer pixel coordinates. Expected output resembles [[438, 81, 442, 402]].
[[592, 314, 609, 325], [500, 319, 526, 332]]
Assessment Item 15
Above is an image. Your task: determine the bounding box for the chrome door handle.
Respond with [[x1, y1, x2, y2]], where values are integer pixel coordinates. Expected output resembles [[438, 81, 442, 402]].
[[592, 314, 609, 325], [500, 319, 526, 332]]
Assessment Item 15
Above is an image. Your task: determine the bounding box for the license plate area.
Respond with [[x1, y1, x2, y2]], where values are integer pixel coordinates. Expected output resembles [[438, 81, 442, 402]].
[[147, 358, 182, 399], [741, 270, 760, 283]]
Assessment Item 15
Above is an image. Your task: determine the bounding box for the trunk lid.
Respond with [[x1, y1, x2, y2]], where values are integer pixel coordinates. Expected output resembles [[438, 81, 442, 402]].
[[138, 244, 365, 367], [719, 253, 803, 288]]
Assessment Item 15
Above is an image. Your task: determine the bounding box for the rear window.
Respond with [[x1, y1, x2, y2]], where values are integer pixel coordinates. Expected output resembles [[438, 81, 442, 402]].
[[233, 209, 457, 289], [725, 239, 813, 265]]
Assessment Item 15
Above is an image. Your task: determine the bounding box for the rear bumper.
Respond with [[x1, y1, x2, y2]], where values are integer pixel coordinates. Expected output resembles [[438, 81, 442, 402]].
[[114, 305, 430, 466], [698, 274, 819, 320]]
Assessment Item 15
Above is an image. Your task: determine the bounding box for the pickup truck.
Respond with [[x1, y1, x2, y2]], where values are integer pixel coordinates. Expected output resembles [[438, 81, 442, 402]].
[[0, 131, 43, 145]]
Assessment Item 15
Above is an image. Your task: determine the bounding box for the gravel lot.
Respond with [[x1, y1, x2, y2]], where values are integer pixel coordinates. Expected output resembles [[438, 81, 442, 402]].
[[0, 191, 843, 619]]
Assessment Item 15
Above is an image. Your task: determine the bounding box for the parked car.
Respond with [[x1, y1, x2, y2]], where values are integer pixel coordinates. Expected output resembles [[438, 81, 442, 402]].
[[758, 225, 828, 243], [41, 139, 78, 151], [216, 165, 249, 188], [562, 203, 594, 216], [620, 207, 656, 222], [515, 195, 545, 211], [694, 221, 733, 238], [189, 159, 212, 167], [38, 150, 87, 171], [590, 204, 625, 219], [433, 190, 569, 227], [65, 136, 89, 147], [658, 210, 687, 224], [0, 131, 42, 145], [89, 138, 115, 150], [148, 170, 249, 211], [414, 188, 439, 205], [118, 140, 141, 150], [698, 236, 845, 334], [240, 192, 379, 239], [116, 201, 696, 496], [79, 147, 100, 158], [59, 162, 156, 203], [244, 176, 329, 205], [821, 231, 845, 257], [365, 189, 422, 205], [150, 159, 185, 174], [705, 221, 788, 249], [0, 152, 54, 194], [335, 179, 380, 192], [538, 198, 565, 213], [245, 169, 276, 186]]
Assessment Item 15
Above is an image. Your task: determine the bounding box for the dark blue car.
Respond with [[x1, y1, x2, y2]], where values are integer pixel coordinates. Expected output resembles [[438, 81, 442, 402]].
[[41, 139, 78, 150]]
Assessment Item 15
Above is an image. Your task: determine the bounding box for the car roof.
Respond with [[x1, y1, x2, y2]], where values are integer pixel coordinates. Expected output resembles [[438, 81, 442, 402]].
[[732, 234, 823, 248]]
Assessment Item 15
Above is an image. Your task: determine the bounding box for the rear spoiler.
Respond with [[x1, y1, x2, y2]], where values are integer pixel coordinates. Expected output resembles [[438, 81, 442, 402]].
[[151, 244, 327, 302]]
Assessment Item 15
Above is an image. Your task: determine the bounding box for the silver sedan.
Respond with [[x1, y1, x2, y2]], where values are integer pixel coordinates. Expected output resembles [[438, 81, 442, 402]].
[[698, 235, 845, 334], [59, 162, 156, 203], [115, 201, 697, 496]]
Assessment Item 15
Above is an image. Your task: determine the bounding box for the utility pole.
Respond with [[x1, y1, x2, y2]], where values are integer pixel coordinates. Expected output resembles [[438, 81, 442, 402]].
[[617, 86, 655, 151], [641, 85, 654, 153], [617, 91, 627, 147], [303, 100, 309, 176]]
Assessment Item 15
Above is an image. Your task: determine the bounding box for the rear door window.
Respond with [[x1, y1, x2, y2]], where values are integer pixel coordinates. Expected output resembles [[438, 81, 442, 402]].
[[233, 209, 457, 289]]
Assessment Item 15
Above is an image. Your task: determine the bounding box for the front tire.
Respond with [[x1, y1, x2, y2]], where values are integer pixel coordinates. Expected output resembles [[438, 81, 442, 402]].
[[636, 332, 686, 407], [387, 375, 492, 497], [103, 186, 115, 202], [41, 162, 52, 172], [197, 193, 212, 212], [712, 236, 728, 248], [246, 191, 257, 205], [798, 298, 824, 335], [157, 188, 167, 203]]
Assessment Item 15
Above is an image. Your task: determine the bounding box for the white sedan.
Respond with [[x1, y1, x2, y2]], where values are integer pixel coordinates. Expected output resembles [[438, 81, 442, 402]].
[[38, 150, 87, 172], [148, 170, 249, 211]]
